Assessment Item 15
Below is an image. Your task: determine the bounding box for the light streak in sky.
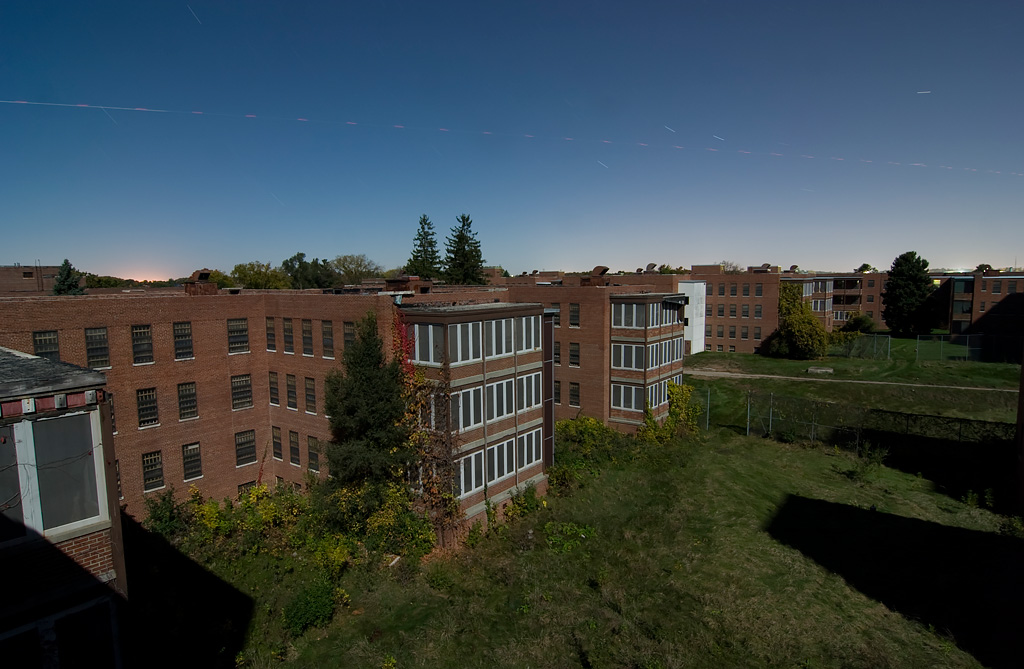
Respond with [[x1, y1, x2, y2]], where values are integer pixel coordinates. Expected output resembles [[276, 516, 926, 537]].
[[187, 4, 202, 25], [1, 98, 1020, 178], [597, 160, 609, 169]]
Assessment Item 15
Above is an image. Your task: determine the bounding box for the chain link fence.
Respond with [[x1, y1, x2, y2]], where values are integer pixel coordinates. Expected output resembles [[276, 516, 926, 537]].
[[828, 333, 891, 360], [915, 334, 1024, 363]]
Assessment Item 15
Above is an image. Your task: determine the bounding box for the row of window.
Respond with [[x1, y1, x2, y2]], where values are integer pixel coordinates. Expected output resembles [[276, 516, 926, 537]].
[[33, 320, 239, 366], [454, 427, 544, 498], [706, 282, 764, 297], [450, 372, 544, 431], [141, 430, 322, 492], [811, 298, 833, 312], [266, 317, 353, 357], [609, 337, 685, 370], [705, 325, 763, 340], [549, 303, 580, 328], [833, 310, 876, 321], [706, 303, 763, 319], [981, 279, 1019, 294], [610, 302, 684, 329], [610, 375, 685, 412], [410, 317, 544, 365], [268, 372, 318, 413]]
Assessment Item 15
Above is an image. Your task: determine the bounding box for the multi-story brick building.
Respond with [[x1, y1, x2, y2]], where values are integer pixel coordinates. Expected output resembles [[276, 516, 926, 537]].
[[501, 268, 689, 432], [687, 264, 782, 354], [0, 276, 554, 522], [402, 302, 553, 520], [0, 264, 64, 296], [1, 347, 126, 664]]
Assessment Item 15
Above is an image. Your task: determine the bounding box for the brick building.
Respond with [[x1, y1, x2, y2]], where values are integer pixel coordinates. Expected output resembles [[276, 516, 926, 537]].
[[502, 268, 689, 431], [402, 302, 553, 520], [687, 264, 783, 354], [1, 347, 126, 664], [0, 264, 64, 296]]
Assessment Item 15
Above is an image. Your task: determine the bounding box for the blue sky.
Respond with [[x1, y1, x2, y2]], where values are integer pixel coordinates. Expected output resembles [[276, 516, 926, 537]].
[[2, 1, 1022, 280]]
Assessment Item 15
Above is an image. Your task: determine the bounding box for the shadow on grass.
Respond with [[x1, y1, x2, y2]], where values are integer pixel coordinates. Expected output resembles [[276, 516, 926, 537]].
[[121, 513, 253, 668], [767, 495, 1023, 669]]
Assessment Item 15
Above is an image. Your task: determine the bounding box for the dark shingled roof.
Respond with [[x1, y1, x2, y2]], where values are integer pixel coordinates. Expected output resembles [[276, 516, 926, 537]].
[[0, 346, 106, 402]]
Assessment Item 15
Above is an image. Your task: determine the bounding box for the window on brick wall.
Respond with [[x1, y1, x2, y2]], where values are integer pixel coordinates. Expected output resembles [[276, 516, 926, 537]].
[[449, 322, 483, 362], [743, 283, 750, 297], [177, 382, 198, 420], [705, 324, 712, 337], [484, 318, 514, 358], [33, 330, 60, 362], [741, 326, 748, 340], [269, 372, 279, 405], [227, 318, 249, 353], [553, 380, 561, 404], [286, 374, 297, 409], [266, 317, 276, 351], [302, 319, 313, 355], [569, 382, 580, 407], [322, 320, 334, 358], [235, 430, 257, 466], [411, 323, 444, 364], [718, 283, 725, 296], [516, 372, 542, 412], [730, 283, 737, 297], [717, 304, 724, 317], [755, 283, 763, 297], [705, 283, 712, 296], [517, 428, 543, 470], [729, 326, 736, 339], [308, 437, 320, 472], [142, 451, 163, 491], [305, 377, 316, 414], [569, 342, 580, 367], [992, 280, 1002, 294], [182, 443, 202, 481], [486, 378, 515, 422], [137, 388, 159, 427], [742, 304, 749, 318], [272, 426, 282, 460], [174, 321, 193, 359], [717, 325, 724, 338], [85, 327, 109, 368], [754, 305, 762, 319], [283, 318, 294, 353], [344, 321, 355, 348], [705, 303, 712, 317], [553, 340, 561, 364], [729, 304, 736, 318], [289, 431, 300, 466], [551, 303, 561, 326], [569, 303, 580, 327], [451, 387, 483, 431], [755, 327, 762, 340], [611, 383, 644, 411], [132, 324, 153, 364], [231, 375, 253, 409]]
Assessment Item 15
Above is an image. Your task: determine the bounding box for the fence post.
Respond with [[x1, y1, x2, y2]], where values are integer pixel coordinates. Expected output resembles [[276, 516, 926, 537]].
[[915, 336, 920, 363], [810, 405, 816, 444], [746, 390, 751, 437], [887, 336, 891, 360], [706, 388, 711, 431], [768, 393, 774, 436], [939, 337, 944, 361]]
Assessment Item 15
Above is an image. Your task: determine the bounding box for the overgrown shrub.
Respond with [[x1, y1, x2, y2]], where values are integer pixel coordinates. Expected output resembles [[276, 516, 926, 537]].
[[544, 521, 595, 554], [503, 482, 542, 523], [282, 576, 338, 636], [142, 488, 186, 540]]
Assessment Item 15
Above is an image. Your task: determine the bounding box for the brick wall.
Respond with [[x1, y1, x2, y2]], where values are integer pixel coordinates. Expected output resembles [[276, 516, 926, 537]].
[[55, 528, 115, 580]]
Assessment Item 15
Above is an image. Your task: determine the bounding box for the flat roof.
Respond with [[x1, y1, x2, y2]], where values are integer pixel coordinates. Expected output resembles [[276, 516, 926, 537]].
[[400, 301, 542, 315], [0, 347, 106, 402]]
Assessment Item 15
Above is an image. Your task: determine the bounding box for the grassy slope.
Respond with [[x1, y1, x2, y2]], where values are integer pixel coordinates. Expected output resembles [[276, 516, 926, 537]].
[[290, 433, 1001, 668]]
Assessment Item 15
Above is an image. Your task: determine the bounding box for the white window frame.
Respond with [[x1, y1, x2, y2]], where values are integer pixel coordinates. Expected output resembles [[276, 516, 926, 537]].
[[5, 410, 110, 541], [517, 428, 543, 471], [611, 384, 644, 411], [611, 343, 645, 370], [516, 372, 542, 413], [485, 438, 516, 485], [611, 303, 645, 329], [449, 322, 482, 364], [451, 386, 483, 431], [411, 323, 443, 365], [515, 316, 542, 353], [485, 378, 515, 423], [454, 450, 485, 498], [484, 318, 515, 358]]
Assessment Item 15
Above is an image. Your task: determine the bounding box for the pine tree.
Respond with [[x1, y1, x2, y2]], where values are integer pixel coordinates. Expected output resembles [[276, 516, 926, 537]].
[[882, 251, 935, 337], [405, 215, 442, 279], [323, 312, 413, 486], [443, 214, 485, 285], [52, 259, 84, 295]]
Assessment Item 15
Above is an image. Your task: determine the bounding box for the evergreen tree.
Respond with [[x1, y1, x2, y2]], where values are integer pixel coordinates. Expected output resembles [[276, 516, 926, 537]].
[[405, 215, 442, 279], [52, 259, 84, 295], [443, 214, 485, 285], [882, 251, 935, 336], [324, 312, 413, 486]]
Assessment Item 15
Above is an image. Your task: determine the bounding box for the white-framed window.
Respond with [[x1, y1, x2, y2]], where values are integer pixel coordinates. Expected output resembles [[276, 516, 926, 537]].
[[516, 372, 542, 412], [516, 315, 542, 353], [1, 410, 109, 541], [484, 318, 514, 358], [411, 323, 444, 365], [486, 378, 515, 423], [486, 438, 516, 485], [454, 450, 485, 498], [611, 303, 645, 328], [449, 322, 482, 363], [611, 383, 644, 411], [647, 302, 663, 327], [451, 386, 483, 431], [517, 428, 543, 470], [647, 342, 662, 369], [811, 298, 833, 312], [611, 343, 645, 370]]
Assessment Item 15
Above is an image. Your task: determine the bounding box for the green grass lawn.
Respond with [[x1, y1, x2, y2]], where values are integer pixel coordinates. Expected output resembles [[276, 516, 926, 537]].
[[283, 432, 1013, 668]]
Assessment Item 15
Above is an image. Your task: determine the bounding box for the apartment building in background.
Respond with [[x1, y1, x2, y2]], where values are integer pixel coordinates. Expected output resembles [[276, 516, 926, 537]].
[[0, 264, 65, 296]]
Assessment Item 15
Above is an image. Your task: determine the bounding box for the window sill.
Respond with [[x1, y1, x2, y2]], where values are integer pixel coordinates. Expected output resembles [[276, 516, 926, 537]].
[[133, 361, 155, 367], [184, 475, 203, 483], [284, 351, 295, 355], [93, 366, 113, 371], [305, 411, 316, 416], [267, 348, 277, 353], [290, 462, 301, 468], [138, 423, 161, 430], [270, 402, 280, 407], [323, 356, 335, 360], [236, 461, 257, 469], [143, 485, 166, 493], [303, 353, 314, 358], [273, 456, 283, 461], [232, 405, 254, 412], [174, 357, 195, 362], [287, 406, 298, 412], [229, 351, 251, 356], [179, 416, 199, 423]]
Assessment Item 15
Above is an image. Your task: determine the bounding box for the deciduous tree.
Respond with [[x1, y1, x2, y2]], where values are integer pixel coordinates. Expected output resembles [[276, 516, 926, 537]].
[[882, 251, 935, 337], [331, 254, 384, 286], [443, 214, 485, 285], [405, 215, 442, 279], [230, 261, 290, 289], [52, 259, 84, 295], [281, 252, 339, 289], [855, 263, 878, 273]]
